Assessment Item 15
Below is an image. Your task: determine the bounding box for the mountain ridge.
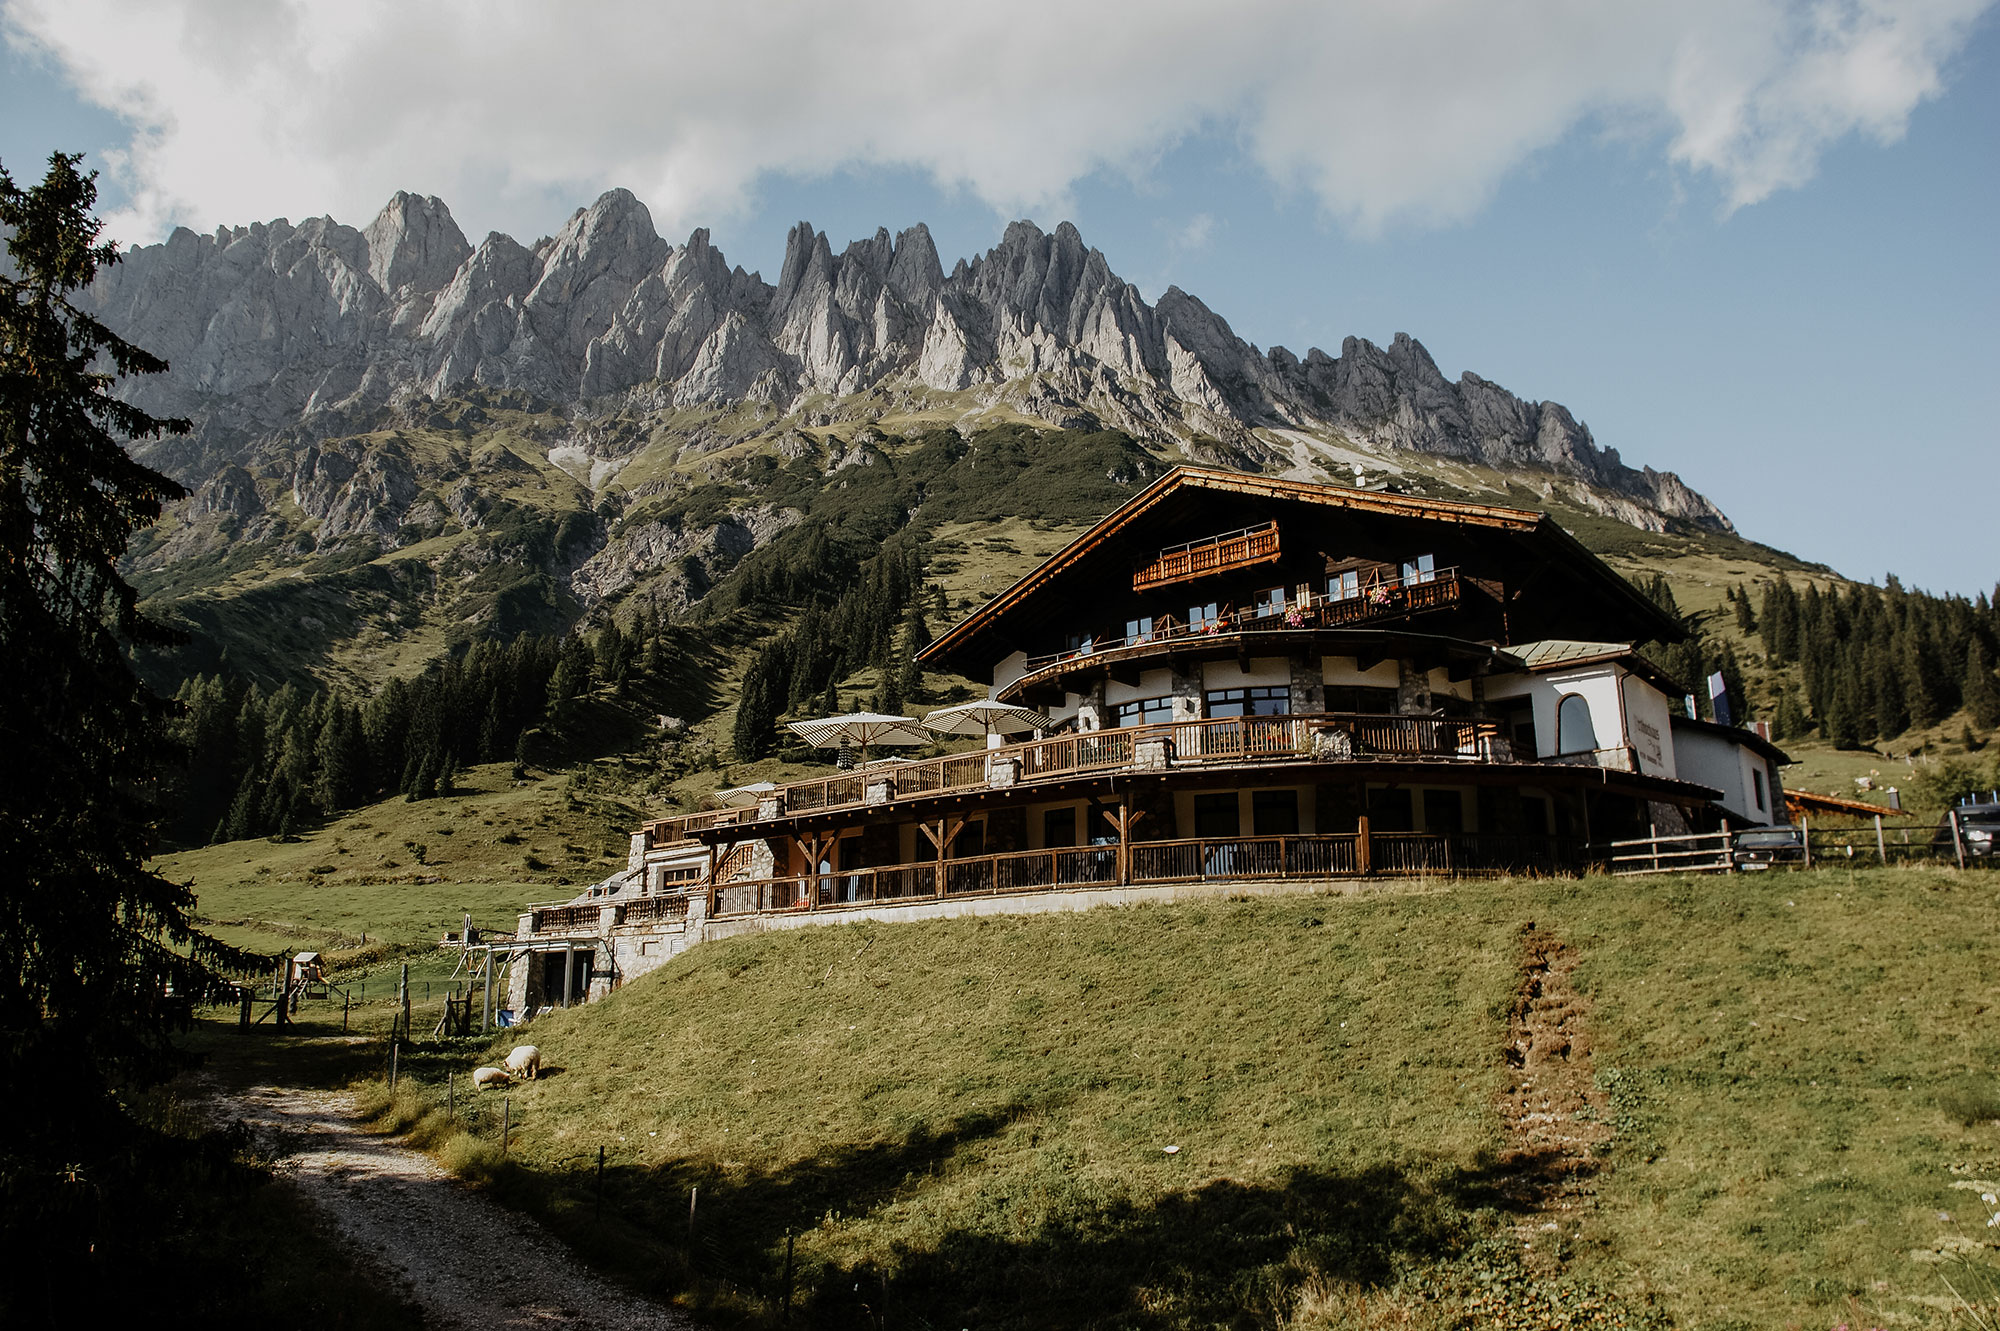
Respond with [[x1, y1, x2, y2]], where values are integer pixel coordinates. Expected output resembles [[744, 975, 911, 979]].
[[88, 188, 1729, 534]]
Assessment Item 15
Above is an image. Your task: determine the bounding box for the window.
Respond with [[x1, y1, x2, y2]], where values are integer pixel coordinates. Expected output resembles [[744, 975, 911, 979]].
[[1253, 586, 1286, 618], [1327, 569, 1360, 600], [950, 821, 985, 858], [1367, 786, 1413, 833], [1556, 694, 1598, 755], [1125, 615, 1154, 644], [1401, 553, 1436, 585], [1752, 767, 1767, 811], [1188, 601, 1220, 630], [1422, 789, 1465, 835], [1115, 696, 1175, 727], [1503, 704, 1537, 755], [1194, 793, 1241, 837], [1520, 794, 1550, 834], [1042, 807, 1077, 848], [1325, 685, 1399, 715], [1252, 790, 1299, 836], [1206, 686, 1289, 718], [1065, 631, 1095, 656]]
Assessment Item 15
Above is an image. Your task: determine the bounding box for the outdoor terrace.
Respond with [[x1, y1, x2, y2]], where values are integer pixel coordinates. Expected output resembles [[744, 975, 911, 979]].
[[642, 710, 1512, 848]]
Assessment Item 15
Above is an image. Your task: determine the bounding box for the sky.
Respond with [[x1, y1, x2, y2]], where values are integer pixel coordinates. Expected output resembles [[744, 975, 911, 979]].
[[3, 1, 1995, 596]]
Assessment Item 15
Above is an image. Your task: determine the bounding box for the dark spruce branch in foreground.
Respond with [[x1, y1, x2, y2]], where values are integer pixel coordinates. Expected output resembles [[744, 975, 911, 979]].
[[500, 468, 1789, 1015]]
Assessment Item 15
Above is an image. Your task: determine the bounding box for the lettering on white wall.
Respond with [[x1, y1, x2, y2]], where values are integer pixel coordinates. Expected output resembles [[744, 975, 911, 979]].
[[1634, 718, 1662, 769]]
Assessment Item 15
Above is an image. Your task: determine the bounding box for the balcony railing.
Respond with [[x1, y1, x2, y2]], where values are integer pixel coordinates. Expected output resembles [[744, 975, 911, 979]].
[[1026, 568, 1462, 673], [1133, 522, 1281, 591], [674, 712, 1506, 832], [704, 832, 1593, 918]]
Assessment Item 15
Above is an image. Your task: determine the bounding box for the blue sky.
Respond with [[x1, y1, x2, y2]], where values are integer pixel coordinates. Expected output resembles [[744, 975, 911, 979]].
[[4, 2, 1995, 596]]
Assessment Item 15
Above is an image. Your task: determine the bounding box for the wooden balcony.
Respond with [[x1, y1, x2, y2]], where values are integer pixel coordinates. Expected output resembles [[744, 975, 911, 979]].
[[1132, 522, 1280, 591], [1025, 568, 1464, 677], [705, 831, 1592, 919], [678, 711, 1510, 833]]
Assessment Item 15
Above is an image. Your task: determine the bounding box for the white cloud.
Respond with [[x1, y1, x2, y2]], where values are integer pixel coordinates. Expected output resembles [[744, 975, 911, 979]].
[[3, 0, 1988, 244]]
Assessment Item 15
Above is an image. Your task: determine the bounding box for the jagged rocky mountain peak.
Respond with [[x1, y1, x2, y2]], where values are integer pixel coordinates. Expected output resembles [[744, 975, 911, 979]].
[[86, 190, 1731, 533]]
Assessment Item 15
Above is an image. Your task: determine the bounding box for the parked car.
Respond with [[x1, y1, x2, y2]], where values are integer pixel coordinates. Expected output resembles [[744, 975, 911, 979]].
[[1933, 804, 2000, 859], [1733, 825, 1806, 869]]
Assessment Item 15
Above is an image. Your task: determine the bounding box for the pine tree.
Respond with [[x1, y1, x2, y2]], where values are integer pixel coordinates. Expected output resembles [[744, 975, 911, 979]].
[[1733, 585, 1756, 634], [1967, 639, 2000, 730], [0, 154, 254, 1280], [1772, 688, 1811, 740]]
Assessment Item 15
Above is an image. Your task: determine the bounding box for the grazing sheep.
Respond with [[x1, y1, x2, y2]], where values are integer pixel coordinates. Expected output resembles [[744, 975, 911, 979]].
[[471, 1065, 511, 1088], [504, 1045, 542, 1080]]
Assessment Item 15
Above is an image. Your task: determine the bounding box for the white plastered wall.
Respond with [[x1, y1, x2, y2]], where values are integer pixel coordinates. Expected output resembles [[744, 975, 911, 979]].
[[1621, 676, 1677, 779]]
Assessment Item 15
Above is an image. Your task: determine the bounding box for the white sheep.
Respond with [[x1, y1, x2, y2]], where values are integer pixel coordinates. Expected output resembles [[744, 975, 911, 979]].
[[504, 1045, 542, 1080], [471, 1065, 511, 1088]]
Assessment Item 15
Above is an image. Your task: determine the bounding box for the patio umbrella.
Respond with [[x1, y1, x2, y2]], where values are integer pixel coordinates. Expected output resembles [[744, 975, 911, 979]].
[[787, 712, 932, 763], [715, 781, 777, 808], [922, 700, 1058, 748]]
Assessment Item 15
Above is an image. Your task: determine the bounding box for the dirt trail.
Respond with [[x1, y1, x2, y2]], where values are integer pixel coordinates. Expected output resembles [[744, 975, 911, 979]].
[[1496, 924, 1612, 1224], [218, 1080, 689, 1330]]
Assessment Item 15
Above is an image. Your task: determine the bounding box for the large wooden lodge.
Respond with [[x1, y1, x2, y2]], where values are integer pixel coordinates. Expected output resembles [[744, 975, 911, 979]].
[[506, 468, 1787, 1013]]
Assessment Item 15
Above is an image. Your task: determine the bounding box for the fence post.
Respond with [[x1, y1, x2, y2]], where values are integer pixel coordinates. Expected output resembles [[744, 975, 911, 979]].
[[1801, 813, 1811, 869], [1357, 815, 1372, 876], [1875, 814, 1887, 865], [1952, 808, 1967, 869]]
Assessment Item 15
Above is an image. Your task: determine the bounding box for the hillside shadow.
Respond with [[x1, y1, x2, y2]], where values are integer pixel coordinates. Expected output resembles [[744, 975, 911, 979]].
[[538, 1108, 1588, 1329]]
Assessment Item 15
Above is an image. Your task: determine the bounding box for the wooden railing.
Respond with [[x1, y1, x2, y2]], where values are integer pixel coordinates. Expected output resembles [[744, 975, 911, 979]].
[[1133, 522, 1281, 591], [701, 833, 1592, 918], [682, 712, 1506, 832], [622, 894, 691, 925], [1025, 568, 1463, 671], [530, 904, 602, 935]]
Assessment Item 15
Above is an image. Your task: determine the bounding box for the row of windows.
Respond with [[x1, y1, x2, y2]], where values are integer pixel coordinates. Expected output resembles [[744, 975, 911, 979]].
[[1112, 685, 1419, 727], [1115, 687, 1288, 726]]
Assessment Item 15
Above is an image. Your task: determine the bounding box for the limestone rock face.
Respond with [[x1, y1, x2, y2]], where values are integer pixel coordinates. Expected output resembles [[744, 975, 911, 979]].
[[87, 192, 1730, 530]]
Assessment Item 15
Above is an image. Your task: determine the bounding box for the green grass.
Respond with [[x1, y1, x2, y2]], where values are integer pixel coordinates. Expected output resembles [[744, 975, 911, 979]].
[[235, 865, 2000, 1329], [159, 758, 642, 960]]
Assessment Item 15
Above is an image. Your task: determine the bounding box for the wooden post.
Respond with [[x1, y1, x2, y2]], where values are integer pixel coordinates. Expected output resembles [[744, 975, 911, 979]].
[[1114, 803, 1131, 885], [342, 987, 351, 1034], [389, 1040, 398, 1090], [239, 986, 252, 1031], [688, 1185, 698, 1243], [1801, 813, 1812, 868], [1951, 808, 1967, 869], [398, 962, 411, 1042], [1356, 814, 1372, 876], [1875, 813, 1887, 865], [782, 1229, 796, 1322]]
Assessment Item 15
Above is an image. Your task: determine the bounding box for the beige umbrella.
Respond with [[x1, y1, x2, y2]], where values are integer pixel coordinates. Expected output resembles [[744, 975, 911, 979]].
[[787, 712, 932, 763], [715, 782, 777, 808], [922, 700, 1057, 749]]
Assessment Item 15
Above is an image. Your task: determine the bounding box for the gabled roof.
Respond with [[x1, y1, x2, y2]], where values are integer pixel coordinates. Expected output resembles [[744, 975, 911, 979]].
[[1512, 639, 1686, 694], [919, 466, 1684, 671]]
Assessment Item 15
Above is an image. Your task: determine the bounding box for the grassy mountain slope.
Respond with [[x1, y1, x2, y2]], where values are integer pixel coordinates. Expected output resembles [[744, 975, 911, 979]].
[[323, 866, 1999, 1329]]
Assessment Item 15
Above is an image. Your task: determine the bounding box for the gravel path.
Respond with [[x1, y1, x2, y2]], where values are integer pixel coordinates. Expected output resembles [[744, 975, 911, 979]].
[[221, 1080, 690, 1330]]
